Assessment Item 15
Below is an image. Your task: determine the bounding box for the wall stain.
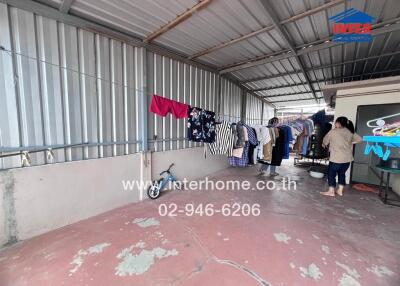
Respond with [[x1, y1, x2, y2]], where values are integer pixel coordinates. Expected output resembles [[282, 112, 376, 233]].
[[1, 171, 17, 245]]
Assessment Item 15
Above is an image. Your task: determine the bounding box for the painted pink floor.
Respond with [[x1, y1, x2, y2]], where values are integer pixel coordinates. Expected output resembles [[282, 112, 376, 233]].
[[1, 162, 400, 285]]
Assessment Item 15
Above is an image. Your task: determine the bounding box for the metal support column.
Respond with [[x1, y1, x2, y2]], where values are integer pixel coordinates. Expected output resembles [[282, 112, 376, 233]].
[[137, 47, 148, 152], [240, 89, 247, 122]]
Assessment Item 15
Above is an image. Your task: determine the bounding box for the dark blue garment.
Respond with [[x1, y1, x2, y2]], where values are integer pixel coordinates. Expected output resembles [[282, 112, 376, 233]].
[[302, 136, 309, 156], [244, 124, 258, 145], [327, 162, 350, 187], [281, 125, 293, 159]]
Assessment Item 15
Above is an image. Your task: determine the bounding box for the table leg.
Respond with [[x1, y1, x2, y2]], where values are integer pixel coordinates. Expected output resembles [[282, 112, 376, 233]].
[[379, 171, 383, 198], [385, 172, 390, 204]]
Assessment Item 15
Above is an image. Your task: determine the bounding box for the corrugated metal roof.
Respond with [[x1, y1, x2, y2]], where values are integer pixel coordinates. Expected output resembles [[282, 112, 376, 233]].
[[30, 0, 400, 106]]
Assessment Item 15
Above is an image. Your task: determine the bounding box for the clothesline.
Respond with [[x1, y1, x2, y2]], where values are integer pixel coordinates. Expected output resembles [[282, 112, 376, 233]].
[[278, 115, 309, 124], [0, 47, 205, 99]]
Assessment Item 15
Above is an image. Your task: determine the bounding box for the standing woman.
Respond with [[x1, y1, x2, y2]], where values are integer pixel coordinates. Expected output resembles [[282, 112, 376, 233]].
[[320, 116, 362, 197]]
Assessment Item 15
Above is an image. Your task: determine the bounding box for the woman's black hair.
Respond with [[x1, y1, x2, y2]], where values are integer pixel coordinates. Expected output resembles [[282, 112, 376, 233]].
[[268, 117, 279, 126], [335, 116, 355, 133]]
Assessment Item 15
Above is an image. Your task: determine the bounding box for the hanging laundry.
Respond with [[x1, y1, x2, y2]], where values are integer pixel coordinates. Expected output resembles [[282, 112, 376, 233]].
[[270, 127, 286, 166], [233, 123, 246, 148], [280, 125, 293, 159], [246, 124, 258, 146], [293, 129, 305, 153], [228, 124, 257, 167], [228, 143, 249, 167], [248, 127, 258, 165], [254, 125, 271, 160], [205, 121, 235, 156], [232, 147, 244, 158], [259, 127, 279, 164], [187, 106, 216, 143], [150, 94, 189, 119]]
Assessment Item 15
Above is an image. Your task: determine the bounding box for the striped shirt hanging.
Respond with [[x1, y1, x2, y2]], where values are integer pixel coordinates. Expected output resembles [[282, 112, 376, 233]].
[[205, 121, 235, 156]]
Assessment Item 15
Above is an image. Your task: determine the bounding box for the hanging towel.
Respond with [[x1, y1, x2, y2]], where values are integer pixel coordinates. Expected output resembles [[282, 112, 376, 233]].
[[171, 100, 189, 119], [150, 94, 189, 119], [232, 147, 244, 158]]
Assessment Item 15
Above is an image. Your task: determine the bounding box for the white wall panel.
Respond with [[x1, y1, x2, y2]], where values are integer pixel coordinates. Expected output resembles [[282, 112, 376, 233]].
[[245, 93, 262, 126], [262, 101, 275, 125], [0, 4, 20, 169], [11, 7, 45, 166], [0, 4, 248, 170], [219, 77, 242, 122], [59, 22, 83, 161], [147, 51, 218, 152]]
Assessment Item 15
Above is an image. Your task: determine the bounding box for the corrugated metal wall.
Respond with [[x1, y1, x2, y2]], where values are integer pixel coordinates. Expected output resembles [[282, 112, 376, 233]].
[[0, 4, 144, 169], [262, 102, 275, 125], [147, 52, 218, 152], [219, 77, 242, 122], [0, 4, 262, 170], [245, 93, 263, 126]]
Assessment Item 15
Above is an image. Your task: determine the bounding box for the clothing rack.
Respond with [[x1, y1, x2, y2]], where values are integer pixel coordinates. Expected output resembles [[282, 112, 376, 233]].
[[292, 111, 330, 168]]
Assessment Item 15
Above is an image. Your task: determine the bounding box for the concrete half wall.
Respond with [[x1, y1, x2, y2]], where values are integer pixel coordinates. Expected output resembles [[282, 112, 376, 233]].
[[151, 147, 229, 182], [0, 147, 229, 247], [0, 154, 144, 245]]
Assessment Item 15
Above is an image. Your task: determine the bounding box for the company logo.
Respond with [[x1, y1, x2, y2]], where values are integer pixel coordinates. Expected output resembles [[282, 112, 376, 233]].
[[329, 8, 375, 42]]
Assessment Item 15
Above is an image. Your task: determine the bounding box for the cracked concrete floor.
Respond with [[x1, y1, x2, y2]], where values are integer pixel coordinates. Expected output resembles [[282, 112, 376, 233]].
[[1, 161, 400, 285]]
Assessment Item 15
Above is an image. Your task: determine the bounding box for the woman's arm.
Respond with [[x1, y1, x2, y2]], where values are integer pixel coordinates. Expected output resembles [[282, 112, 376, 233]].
[[322, 131, 332, 148], [352, 133, 362, 144]]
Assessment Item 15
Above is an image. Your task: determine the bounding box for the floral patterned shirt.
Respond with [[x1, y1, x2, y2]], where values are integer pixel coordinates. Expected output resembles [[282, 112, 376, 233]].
[[187, 107, 216, 143]]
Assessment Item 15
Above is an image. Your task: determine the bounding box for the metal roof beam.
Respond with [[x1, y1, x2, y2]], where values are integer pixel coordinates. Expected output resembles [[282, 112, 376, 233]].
[[242, 50, 400, 83], [280, 0, 345, 25], [251, 68, 400, 92], [59, 0, 74, 13], [189, 25, 274, 59], [258, 0, 318, 102], [144, 0, 212, 43], [223, 74, 277, 108], [189, 0, 344, 59], [220, 17, 400, 74], [220, 50, 292, 74], [242, 70, 303, 84], [1, 0, 218, 73], [270, 97, 323, 104], [253, 82, 309, 92], [259, 91, 315, 98], [323, 68, 400, 82], [297, 20, 400, 56]]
